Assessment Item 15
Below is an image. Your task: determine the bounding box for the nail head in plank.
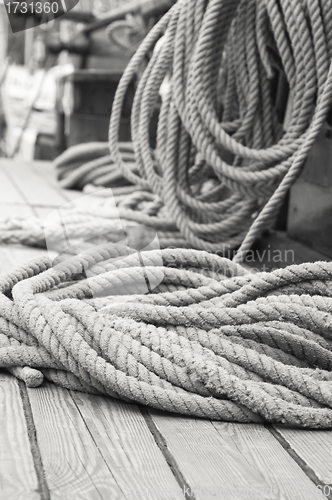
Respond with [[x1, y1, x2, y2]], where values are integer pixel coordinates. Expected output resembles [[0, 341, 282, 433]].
[[149, 412, 325, 500], [0, 372, 40, 500]]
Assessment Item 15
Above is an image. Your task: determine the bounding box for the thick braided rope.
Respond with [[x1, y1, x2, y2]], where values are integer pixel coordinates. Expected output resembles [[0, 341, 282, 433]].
[[2, 0, 332, 430], [54, 142, 136, 190], [1, 244, 332, 427], [1, 0, 331, 255], [108, 0, 332, 254]]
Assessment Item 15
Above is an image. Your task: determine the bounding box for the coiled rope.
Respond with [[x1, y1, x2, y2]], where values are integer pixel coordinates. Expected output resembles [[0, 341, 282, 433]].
[[1, 0, 332, 427], [1, 245, 332, 427], [3, 0, 332, 257], [109, 0, 332, 257]]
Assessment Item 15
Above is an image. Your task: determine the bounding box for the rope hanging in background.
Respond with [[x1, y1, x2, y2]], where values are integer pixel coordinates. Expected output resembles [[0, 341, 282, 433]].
[[109, 0, 332, 257], [3, 0, 332, 256]]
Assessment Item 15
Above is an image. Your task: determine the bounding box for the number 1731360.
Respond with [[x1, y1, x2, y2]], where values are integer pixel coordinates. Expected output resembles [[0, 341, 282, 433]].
[[5, 1, 60, 14], [4, 0, 79, 32]]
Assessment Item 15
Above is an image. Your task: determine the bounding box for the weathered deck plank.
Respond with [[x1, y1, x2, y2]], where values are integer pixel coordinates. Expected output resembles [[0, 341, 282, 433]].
[[0, 204, 35, 218], [70, 391, 183, 499], [149, 412, 326, 500], [0, 157, 331, 500], [1, 159, 68, 208], [0, 239, 183, 500], [28, 384, 183, 500], [28, 384, 124, 500], [273, 427, 332, 488], [0, 165, 26, 205], [0, 244, 49, 275], [28, 161, 84, 203], [0, 372, 40, 500]]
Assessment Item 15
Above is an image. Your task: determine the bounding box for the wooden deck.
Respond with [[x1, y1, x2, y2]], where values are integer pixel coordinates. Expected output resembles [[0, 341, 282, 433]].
[[0, 159, 332, 500]]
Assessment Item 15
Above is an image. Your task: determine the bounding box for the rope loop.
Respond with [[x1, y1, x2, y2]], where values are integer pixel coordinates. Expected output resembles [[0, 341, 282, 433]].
[[108, 0, 332, 254]]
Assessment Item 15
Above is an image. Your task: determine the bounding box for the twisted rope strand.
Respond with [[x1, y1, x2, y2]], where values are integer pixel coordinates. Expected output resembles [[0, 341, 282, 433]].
[[0, 244, 330, 426], [1, 0, 332, 428]]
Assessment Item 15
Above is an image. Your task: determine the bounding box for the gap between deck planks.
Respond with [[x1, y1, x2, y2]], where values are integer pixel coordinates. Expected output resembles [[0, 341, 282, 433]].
[[0, 373, 40, 500], [27, 383, 184, 500], [0, 245, 185, 500], [0, 159, 81, 221], [0, 158, 331, 500], [1, 254, 330, 500]]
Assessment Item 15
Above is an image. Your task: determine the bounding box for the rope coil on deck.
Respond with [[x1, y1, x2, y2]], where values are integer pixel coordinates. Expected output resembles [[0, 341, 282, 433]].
[[1, 246, 332, 427], [1, 0, 332, 428]]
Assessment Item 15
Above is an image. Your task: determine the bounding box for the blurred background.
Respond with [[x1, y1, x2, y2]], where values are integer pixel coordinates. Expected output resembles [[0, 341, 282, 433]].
[[0, 0, 170, 161]]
